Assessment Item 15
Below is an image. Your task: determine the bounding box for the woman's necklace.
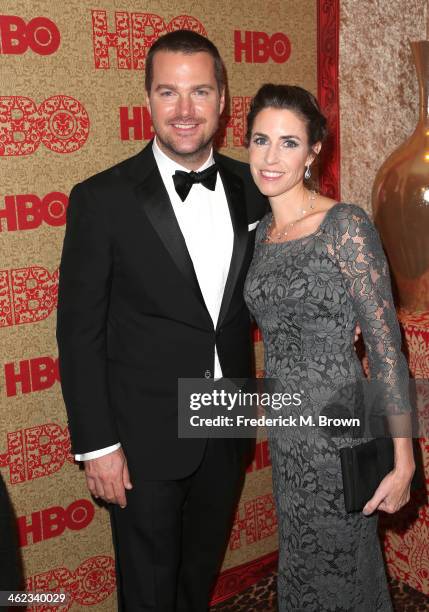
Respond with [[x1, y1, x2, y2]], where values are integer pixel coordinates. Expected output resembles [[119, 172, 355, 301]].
[[266, 189, 317, 243]]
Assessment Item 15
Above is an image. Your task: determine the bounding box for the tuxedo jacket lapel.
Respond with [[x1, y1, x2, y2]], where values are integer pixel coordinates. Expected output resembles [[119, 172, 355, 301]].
[[130, 145, 206, 308], [215, 155, 248, 330], [128, 144, 249, 331]]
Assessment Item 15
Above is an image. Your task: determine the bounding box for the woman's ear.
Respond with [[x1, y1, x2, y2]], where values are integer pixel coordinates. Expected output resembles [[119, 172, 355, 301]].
[[313, 142, 322, 156], [309, 142, 322, 163]]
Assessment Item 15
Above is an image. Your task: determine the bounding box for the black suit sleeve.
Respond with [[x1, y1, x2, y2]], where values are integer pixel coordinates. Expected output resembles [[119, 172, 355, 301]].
[[56, 181, 119, 454]]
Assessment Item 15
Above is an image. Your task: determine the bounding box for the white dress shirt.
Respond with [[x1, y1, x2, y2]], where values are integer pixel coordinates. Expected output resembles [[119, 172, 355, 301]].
[[75, 139, 234, 461]]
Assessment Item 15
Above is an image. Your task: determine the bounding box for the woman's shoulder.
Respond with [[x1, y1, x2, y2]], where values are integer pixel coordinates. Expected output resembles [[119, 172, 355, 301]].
[[323, 202, 383, 260], [324, 202, 374, 233], [326, 201, 371, 219]]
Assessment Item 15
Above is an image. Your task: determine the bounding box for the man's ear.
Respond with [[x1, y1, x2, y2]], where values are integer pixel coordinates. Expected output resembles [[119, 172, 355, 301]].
[[145, 91, 152, 115], [219, 88, 226, 115]]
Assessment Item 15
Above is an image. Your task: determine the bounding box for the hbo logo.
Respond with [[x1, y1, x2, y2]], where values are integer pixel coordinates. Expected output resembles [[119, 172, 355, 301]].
[[0, 15, 60, 55], [234, 30, 291, 64]]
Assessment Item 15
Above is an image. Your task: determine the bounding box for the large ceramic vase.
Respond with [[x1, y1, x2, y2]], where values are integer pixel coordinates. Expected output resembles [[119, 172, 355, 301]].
[[372, 41, 429, 312]]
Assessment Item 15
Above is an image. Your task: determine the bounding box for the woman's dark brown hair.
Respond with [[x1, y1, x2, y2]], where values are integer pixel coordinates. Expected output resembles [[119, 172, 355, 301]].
[[245, 83, 328, 148]]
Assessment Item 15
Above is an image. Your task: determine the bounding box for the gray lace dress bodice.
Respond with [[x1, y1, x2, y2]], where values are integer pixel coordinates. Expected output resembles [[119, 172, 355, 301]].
[[243, 203, 409, 611]]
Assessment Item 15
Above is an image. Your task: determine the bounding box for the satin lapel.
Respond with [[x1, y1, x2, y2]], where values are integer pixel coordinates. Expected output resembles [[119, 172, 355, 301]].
[[216, 158, 248, 329], [133, 150, 205, 307]]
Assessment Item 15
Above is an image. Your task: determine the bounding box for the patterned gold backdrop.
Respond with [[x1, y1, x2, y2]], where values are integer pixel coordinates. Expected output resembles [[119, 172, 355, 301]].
[[0, 1, 317, 609]]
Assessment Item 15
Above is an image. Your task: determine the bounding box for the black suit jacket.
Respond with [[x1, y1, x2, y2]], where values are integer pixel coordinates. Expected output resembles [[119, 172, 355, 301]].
[[56, 143, 267, 479]]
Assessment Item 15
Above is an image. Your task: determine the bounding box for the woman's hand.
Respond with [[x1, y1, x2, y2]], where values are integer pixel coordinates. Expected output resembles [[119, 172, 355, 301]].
[[353, 323, 361, 344], [362, 465, 414, 515]]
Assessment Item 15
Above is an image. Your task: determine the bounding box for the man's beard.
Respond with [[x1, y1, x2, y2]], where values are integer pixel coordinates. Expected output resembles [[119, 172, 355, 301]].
[[155, 119, 218, 163]]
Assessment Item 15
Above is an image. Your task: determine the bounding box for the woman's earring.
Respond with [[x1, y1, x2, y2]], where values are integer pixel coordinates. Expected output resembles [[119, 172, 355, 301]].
[[304, 165, 311, 180]]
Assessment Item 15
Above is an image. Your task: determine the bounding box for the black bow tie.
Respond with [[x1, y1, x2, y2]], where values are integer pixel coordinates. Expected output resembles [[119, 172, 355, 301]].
[[173, 164, 218, 202]]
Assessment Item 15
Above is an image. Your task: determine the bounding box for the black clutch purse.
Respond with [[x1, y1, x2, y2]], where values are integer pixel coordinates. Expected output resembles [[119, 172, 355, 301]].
[[340, 438, 423, 513]]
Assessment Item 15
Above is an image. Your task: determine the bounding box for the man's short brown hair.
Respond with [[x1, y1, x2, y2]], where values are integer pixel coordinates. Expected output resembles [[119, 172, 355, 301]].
[[145, 30, 225, 93]]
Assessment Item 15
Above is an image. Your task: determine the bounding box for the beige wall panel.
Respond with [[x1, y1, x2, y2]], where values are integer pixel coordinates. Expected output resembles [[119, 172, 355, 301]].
[[339, 0, 427, 213]]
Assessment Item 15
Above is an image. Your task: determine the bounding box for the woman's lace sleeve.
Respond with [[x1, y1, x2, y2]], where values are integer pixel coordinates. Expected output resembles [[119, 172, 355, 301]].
[[332, 204, 411, 417]]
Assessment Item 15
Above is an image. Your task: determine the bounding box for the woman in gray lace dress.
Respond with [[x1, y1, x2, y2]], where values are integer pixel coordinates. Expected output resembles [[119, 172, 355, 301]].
[[243, 85, 415, 611]]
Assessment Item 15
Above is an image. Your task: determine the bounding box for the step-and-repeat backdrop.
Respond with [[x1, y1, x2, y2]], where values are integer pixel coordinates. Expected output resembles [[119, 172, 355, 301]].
[[0, 1, 320, 609], [3, 1, 428, 608]]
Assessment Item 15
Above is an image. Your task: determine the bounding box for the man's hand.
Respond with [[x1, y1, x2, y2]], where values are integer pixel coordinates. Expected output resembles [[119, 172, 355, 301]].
[[84, 447, 133, 508]]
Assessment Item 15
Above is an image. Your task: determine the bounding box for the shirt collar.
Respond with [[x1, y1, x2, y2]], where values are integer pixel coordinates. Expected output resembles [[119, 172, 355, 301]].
[[152, 137, 215, 176]]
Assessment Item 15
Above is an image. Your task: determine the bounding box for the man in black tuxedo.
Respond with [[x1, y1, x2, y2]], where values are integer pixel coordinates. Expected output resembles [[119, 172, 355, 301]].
[[57, 30, 266, 611]]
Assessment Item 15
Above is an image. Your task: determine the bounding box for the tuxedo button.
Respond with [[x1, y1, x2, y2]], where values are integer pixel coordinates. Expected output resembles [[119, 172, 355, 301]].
[[204, 370, 211, 379]]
